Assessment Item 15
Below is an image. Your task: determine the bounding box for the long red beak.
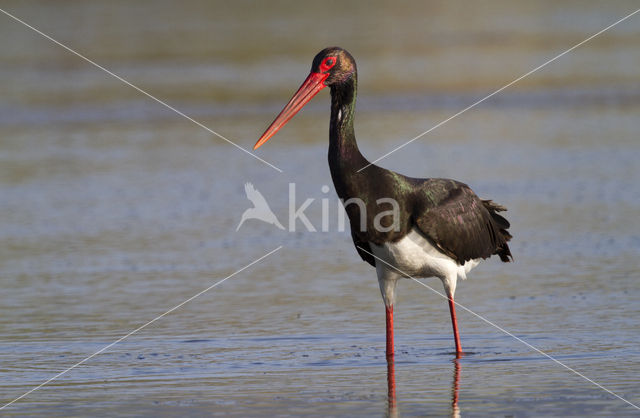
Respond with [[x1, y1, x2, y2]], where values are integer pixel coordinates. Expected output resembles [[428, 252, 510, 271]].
[[254, 71, 329, 150]]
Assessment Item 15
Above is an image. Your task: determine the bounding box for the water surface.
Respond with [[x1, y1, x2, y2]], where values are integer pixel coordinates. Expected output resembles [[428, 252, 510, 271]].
[[1, 1, 639, 416]]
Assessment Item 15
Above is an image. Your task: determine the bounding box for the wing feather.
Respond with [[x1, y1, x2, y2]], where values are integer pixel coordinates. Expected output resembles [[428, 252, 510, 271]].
[[413, 180, 512, 264]]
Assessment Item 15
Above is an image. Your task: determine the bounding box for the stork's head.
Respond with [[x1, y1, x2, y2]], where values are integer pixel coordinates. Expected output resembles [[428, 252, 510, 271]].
[[254, 47, 356, 150]]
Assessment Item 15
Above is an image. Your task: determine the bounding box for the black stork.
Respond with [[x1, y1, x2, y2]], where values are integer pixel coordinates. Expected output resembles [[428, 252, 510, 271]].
[[254, 47, 512, 358]]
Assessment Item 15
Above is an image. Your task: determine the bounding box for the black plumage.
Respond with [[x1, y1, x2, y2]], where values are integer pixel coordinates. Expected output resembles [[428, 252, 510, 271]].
[[320, 47, 512, 268]]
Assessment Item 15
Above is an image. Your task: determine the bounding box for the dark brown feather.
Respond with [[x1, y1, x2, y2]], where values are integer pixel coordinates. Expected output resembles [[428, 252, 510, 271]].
[[412, 179, 512, 264]]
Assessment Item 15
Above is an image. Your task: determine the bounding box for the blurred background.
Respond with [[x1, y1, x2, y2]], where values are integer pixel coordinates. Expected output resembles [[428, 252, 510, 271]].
[[1, 1, 639, 416]]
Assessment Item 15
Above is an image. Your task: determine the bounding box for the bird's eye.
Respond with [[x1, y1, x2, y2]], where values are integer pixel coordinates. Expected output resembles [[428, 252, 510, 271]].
[[319, 57, 337, 72]]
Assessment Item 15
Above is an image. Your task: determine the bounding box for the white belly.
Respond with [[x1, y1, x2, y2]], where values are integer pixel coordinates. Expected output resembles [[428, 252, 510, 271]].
[[370, 227, 480, 282]]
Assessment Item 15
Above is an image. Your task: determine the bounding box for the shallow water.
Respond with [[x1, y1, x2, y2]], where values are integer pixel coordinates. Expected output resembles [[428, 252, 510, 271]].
[[1, 1, 640, 416]]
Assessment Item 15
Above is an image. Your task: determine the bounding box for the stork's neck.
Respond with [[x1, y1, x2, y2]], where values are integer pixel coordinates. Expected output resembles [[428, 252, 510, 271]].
[[328, 76, 368, 174]]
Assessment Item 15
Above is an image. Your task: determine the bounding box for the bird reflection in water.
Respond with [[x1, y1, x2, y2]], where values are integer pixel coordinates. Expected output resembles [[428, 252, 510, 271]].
[[385, 357, 462, 418], [451, 358, 461, 418], [386, 355, 397, 418]]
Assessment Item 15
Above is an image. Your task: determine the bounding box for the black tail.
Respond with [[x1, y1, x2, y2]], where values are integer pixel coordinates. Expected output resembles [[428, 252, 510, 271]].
[[482, 200, 513, 262]]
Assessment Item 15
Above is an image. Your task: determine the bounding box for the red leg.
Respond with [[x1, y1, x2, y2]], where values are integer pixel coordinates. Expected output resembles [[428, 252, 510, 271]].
[[386, 305, 394, 357], [448, 296, 463, 358]]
